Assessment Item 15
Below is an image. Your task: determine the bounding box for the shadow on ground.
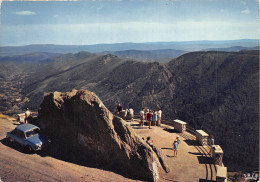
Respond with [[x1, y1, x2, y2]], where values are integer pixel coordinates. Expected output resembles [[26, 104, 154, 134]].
[[161, 147, 173, 150], [184, 139, 200, 146], [13, 123, 22, 126], [0, 137, 136, 180], [166, 155, 175, 158], [163, 128, 179, 133], [39, 141, 137, 180], [197, 156, 214, 165], [0, 138, 34, 154], [130, 123, 140, 127], [188, 151, 203, 155], [199, 179, 216, 182]]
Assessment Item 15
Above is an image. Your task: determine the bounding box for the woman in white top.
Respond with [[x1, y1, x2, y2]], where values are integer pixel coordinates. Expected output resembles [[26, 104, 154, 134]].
[[158, 109, 162, 126], [129, 108, 134, 122], [24, 108, 31, 123], [122, 108, 128, 120], [139, 108, 145, 126]]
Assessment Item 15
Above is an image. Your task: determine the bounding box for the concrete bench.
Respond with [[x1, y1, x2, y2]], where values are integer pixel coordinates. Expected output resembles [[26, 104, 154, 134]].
[[196, 130, 209, 146], [173, 119, 187, 132], [212, 145, 224, 166]]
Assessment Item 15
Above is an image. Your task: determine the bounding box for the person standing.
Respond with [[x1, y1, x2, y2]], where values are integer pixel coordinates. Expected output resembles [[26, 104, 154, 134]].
[[129, 108, 134, 122], [24, 108, 31, 124], [158, 108, 162, 126], [176, 136, 180, 145], [173, 140, 178, 157], [122, 108, 128, 120], [145, 109, 149, 121], [209, 135, 215, 156], [140, 108, 145, 126], [152, 110, 158, 126], [146, 136, 153, 145], [116, 104, 123, 116], [146, 136, 155, 150], [147, 110, 153, 129]]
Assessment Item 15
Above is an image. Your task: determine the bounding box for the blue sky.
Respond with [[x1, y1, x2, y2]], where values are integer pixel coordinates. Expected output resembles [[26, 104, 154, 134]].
[[0, 0, 259, 46]]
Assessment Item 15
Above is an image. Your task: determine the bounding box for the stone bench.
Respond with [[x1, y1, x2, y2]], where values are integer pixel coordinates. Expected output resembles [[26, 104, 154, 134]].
[[212, 145, 224, 166], [173, 119, 187, 132], [196, 130, 209, 146]]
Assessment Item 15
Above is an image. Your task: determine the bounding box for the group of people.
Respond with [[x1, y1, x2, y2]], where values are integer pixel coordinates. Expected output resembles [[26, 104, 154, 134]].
[[140, 108, 162, 129], [243, 173, 259, 180], [116, 104, 163, 128], [116, 104, 135, 122], [116, 103, 219, 160], [116, 104, 184, 158]]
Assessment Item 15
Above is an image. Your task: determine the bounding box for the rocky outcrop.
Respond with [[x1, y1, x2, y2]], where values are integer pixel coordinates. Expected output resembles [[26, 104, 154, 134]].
[[37, 89, 164, 181]]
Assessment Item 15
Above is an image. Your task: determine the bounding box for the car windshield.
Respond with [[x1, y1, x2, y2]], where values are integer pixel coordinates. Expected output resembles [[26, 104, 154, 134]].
[[25, 128, 40, 138]]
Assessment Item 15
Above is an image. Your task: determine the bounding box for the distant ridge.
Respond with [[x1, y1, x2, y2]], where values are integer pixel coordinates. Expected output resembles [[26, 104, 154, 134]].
[[1, 39, 259, 56], [0, 52, 61, 62], [201, 46, 260, 52]]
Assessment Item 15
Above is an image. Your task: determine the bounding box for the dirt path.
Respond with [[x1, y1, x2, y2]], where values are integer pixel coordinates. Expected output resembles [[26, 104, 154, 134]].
[[129, 121, 216, 182], [0, 117, 140, 182]]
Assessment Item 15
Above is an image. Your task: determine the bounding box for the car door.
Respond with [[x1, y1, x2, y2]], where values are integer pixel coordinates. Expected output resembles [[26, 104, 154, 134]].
[[10, 129, 21, 143]]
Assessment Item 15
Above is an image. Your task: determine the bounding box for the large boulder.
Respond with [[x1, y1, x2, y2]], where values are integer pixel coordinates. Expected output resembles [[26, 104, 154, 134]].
[[37, 89, 164, 181]]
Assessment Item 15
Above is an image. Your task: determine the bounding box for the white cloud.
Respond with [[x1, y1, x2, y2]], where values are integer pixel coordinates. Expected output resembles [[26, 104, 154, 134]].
[[241, 7, 250, 14], [241, 0, 250, 14], [241, 0, 246, 5], [14, 11, 36, 16]]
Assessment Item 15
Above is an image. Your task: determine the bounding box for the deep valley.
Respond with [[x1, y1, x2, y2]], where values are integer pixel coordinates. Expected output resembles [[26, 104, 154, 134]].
[[0, 49, 259, 173]]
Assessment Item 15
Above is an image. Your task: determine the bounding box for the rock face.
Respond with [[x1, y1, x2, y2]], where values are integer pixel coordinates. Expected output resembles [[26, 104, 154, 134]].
[[37, 89, 163, 181]]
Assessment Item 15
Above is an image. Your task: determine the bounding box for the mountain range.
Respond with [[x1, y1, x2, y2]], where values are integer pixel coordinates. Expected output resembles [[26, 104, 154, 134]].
[[0, 49, 259, 172], [1, 39, 258, 56]]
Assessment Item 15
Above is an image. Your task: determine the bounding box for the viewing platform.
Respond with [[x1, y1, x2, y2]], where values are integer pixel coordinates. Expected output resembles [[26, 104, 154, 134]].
[[127, 116, 227, 182]]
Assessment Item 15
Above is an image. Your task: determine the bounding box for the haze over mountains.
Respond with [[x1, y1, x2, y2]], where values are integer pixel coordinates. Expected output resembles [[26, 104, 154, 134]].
[[103, 49, 188, 62], [1, 39, 259, 56], [0, 44, 259, 173]]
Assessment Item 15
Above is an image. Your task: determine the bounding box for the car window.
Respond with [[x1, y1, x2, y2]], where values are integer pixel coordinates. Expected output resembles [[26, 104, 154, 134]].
[[17, 130, 25, 139], [25, 128, 40, 138], [12, 129, 24, 138]]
